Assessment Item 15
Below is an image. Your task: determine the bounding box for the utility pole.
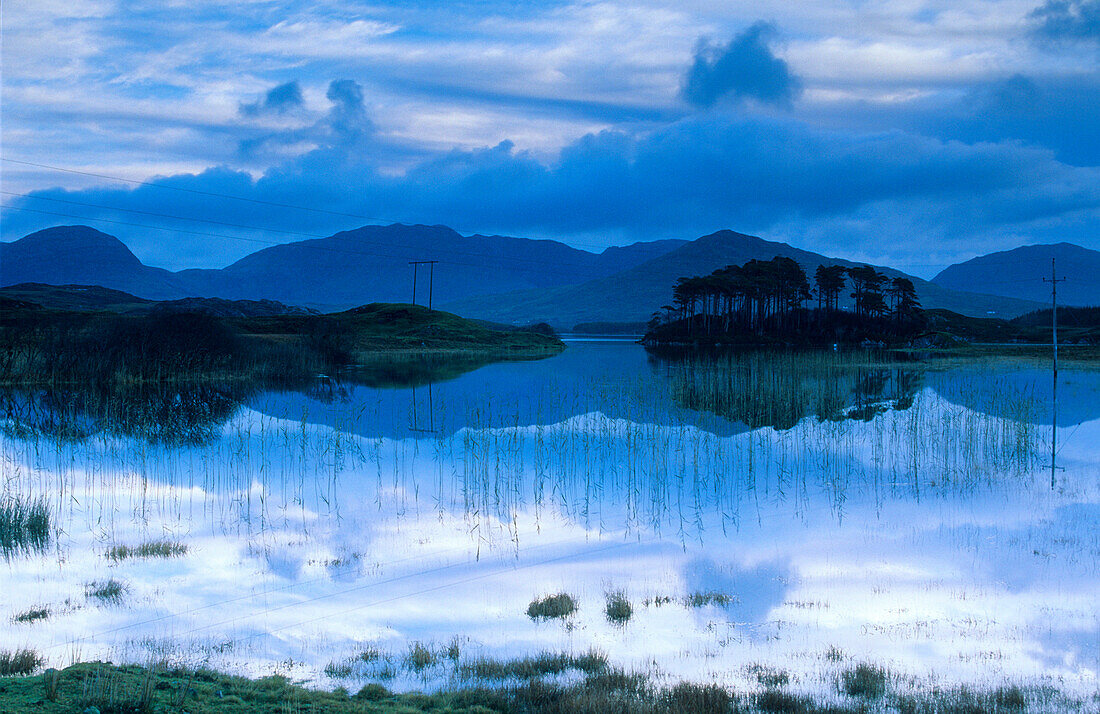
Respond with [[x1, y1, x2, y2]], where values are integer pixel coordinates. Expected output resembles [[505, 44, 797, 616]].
[[408, 260, 439, 309], [1044, 257, 1066, 488]]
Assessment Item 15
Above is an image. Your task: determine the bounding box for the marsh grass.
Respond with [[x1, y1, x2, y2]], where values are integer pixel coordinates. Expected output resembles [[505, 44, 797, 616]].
[[0, 649, 42, 676], [324, 646, 399, 681], [604, 590, 633, 624], [404, 642, 437, 672], [526, 593, 577, 620], [0, 662, 1082, 713], [0, 496, 50, 559], [457, 650, 608, 681], [840, 663, 889, 699], [11, 607, 50, 624], [86, 579, 129, 606], [748, 664, 790, 689], [106, 540, 188, 561], [686, 591, 734, 608]]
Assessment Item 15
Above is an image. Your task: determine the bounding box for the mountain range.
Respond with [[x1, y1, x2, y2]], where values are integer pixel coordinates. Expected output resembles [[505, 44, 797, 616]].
[[5, 223, 1092, 327], [444, 230, 1051, 326]]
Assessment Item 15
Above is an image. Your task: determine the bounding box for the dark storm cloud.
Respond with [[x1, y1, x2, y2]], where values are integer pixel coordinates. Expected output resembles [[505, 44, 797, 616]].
[[681, 22, 801, 108], [240, 81, 305, 116], [1029, 0, 1100, 42]]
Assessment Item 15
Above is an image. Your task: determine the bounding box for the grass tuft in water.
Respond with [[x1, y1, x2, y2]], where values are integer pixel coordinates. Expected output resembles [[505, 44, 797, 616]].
[[404, 642, 437, 673], [526, 592, 577, 620], [604, 590, 633, 624], [106, 540, 188, 561], [12, 607, 50, 624], [0, 497, 50, 559], [86, 579, 129, 606], [685, 590, 735, 608], [458, 650, 608, 681], [748, 664, 790, 689], [840, 663, 889, 699]]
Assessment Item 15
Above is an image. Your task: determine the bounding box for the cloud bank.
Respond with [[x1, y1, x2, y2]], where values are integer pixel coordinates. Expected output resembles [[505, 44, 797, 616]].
[[5, 101, 1097, 272]]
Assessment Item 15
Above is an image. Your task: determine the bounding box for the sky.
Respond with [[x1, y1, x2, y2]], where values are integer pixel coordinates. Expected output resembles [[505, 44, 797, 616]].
[[2, 0, 1099, 275]]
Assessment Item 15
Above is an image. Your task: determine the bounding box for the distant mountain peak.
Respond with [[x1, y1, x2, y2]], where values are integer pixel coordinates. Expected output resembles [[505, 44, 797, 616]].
[[933, 242, 1100, 307], [16, 225, 142, 262], [2, 225, 180, 297]]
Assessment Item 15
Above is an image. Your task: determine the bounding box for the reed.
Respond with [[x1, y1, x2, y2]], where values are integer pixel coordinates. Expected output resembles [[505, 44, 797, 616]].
[[0, 496, 50, 559]]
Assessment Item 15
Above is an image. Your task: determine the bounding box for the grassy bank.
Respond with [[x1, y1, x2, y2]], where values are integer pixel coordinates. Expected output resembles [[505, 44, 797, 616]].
[[0, 660, 1087, 714], [0, 301, 563, 387]]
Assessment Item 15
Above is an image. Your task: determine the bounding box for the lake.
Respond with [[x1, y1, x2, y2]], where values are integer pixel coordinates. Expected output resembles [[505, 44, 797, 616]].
[[2, 342, 1097, 700]]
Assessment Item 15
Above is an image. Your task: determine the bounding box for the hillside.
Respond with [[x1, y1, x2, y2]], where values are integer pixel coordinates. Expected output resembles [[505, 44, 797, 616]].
[[445, 230, 1048, 327], [1, 300, 563, 386], [179, 225, 685, 308], [933, 242, 1100, 306], [0, 226, 186, 299], [0, 283, 155, 313], [0, 284, 315, 317]]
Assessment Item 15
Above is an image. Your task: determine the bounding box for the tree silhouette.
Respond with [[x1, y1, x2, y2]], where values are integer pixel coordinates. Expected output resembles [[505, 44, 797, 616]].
[[650, 258, 923, 344]]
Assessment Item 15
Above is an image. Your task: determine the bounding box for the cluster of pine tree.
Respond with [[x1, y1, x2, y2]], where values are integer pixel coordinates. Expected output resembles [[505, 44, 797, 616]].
[[646, 257, 924, 344]]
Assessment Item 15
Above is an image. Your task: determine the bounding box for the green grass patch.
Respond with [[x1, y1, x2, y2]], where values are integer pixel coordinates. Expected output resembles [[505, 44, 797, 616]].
[[525, 592, 577, 620], [604, 590, 633, 624], [106, 540, 188, 561], [86, 579, 128, 606], [11, 607, 50, 625]]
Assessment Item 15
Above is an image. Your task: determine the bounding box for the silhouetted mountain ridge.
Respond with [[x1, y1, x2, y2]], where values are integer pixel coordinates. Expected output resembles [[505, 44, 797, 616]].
[[1, 224, 1062, 324], [0, 226, 186, 299], [2, 224, 687, 309], [445, 229, 1049, 326], [933, 243, 1100, 306]]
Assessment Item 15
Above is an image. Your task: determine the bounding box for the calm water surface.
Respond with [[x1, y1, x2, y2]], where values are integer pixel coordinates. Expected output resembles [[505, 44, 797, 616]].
[[2, 343, 1098, 697]]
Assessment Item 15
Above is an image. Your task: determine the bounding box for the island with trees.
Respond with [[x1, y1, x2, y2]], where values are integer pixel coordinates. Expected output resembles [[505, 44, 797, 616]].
[[643, 256, 925, 346]]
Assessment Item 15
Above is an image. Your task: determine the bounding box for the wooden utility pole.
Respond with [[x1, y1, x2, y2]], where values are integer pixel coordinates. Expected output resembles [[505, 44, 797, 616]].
[[409, 260, 439, 309], [1044, 257, 1066, 488]]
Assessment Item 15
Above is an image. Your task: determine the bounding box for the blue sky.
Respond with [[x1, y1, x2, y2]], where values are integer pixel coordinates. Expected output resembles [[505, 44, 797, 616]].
[[2, 0, 1099, 274]]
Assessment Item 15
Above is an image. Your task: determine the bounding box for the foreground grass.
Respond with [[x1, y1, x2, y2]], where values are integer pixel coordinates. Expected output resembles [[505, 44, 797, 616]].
[[0, 661, 1090, 714]]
